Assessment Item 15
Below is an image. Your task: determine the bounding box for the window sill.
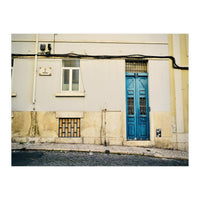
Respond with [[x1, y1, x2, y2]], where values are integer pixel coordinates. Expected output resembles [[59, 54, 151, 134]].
[[55, 92, 85, 97], [56, 111, 83, 118], [11, 92, 17, 97]]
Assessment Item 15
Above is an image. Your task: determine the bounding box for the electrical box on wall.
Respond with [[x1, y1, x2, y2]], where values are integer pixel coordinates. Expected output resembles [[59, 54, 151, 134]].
[[39, 67, 52, 76], [156, 129, 161, 137], [38, 43, 52, 55]]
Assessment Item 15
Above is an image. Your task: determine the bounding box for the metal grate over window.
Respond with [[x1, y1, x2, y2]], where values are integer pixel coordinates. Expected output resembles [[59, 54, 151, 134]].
[[126, 60, 148, 73], [128, 97, 134, 115], [140, 97, 146, 115], [58, 118, 80, 137]]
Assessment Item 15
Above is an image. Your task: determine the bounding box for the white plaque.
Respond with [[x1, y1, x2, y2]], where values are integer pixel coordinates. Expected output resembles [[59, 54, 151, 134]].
[[39, 67, 52, 76]]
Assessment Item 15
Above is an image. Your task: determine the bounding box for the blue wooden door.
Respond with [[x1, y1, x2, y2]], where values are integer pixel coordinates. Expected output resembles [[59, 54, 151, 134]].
[[126, 73, 150, 140]]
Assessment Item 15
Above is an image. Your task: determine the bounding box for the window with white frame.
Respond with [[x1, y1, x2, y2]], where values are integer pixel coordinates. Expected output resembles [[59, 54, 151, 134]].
[[62, 60, 80, 91]]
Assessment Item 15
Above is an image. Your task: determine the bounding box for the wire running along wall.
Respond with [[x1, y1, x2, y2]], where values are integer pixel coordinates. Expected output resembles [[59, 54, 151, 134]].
[[12, 53, 189, 70]]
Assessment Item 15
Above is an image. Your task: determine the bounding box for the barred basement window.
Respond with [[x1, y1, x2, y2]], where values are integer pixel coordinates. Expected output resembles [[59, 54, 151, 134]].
[[126, 60, 148, 73], [58, 118, 80, 137]]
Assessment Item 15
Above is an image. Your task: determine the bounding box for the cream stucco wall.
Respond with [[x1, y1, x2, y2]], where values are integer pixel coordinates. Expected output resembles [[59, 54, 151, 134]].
[[12, 59, 34, 111], [12, 34, 169, 56], [148, 60, 172, 148], [169, 34, 189, 151], [12, 34, 168, 43], [12, 59, 126, 112], [148, 60, 171, 112]]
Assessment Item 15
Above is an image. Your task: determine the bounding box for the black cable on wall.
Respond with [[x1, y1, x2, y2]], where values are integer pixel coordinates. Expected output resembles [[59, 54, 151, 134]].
[[11, 53, 189, 70]]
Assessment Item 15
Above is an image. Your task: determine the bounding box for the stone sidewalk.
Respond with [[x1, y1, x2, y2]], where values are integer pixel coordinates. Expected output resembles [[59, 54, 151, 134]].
[[11, 143, 188, 160]]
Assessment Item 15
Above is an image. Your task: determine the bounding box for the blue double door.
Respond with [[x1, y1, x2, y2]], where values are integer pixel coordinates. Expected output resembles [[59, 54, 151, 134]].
[[126, 73, 150, 140]]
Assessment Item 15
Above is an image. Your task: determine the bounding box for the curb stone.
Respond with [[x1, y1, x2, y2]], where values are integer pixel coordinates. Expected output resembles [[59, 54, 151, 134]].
[[11, 143, 188, 160]]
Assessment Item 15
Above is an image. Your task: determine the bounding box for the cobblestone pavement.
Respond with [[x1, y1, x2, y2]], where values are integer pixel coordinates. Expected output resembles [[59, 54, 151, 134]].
[[12, 150, 188, 166]]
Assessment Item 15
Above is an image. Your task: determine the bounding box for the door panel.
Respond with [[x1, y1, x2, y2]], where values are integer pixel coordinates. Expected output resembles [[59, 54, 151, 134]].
[[126, 73, 149, 140], [126, 76, 136, 140]]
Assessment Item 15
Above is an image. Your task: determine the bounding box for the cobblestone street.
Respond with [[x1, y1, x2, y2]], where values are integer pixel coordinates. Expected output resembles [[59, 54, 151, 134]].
[[12, 150, 188, 166]]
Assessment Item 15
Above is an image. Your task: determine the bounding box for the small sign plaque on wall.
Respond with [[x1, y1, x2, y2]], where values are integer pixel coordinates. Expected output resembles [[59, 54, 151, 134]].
[[39, 67, 52, 76]]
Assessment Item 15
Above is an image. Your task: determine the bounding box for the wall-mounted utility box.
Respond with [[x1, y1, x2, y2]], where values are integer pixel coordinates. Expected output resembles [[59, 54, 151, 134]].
[[156, 129, 161, 137]]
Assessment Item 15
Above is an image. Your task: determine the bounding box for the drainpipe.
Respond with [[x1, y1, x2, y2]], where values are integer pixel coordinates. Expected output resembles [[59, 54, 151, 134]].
[[104, 109, 107, 146], [32, 34, 38, 107], [29, 34, 39, 138], [100, 110, 103, 145]]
